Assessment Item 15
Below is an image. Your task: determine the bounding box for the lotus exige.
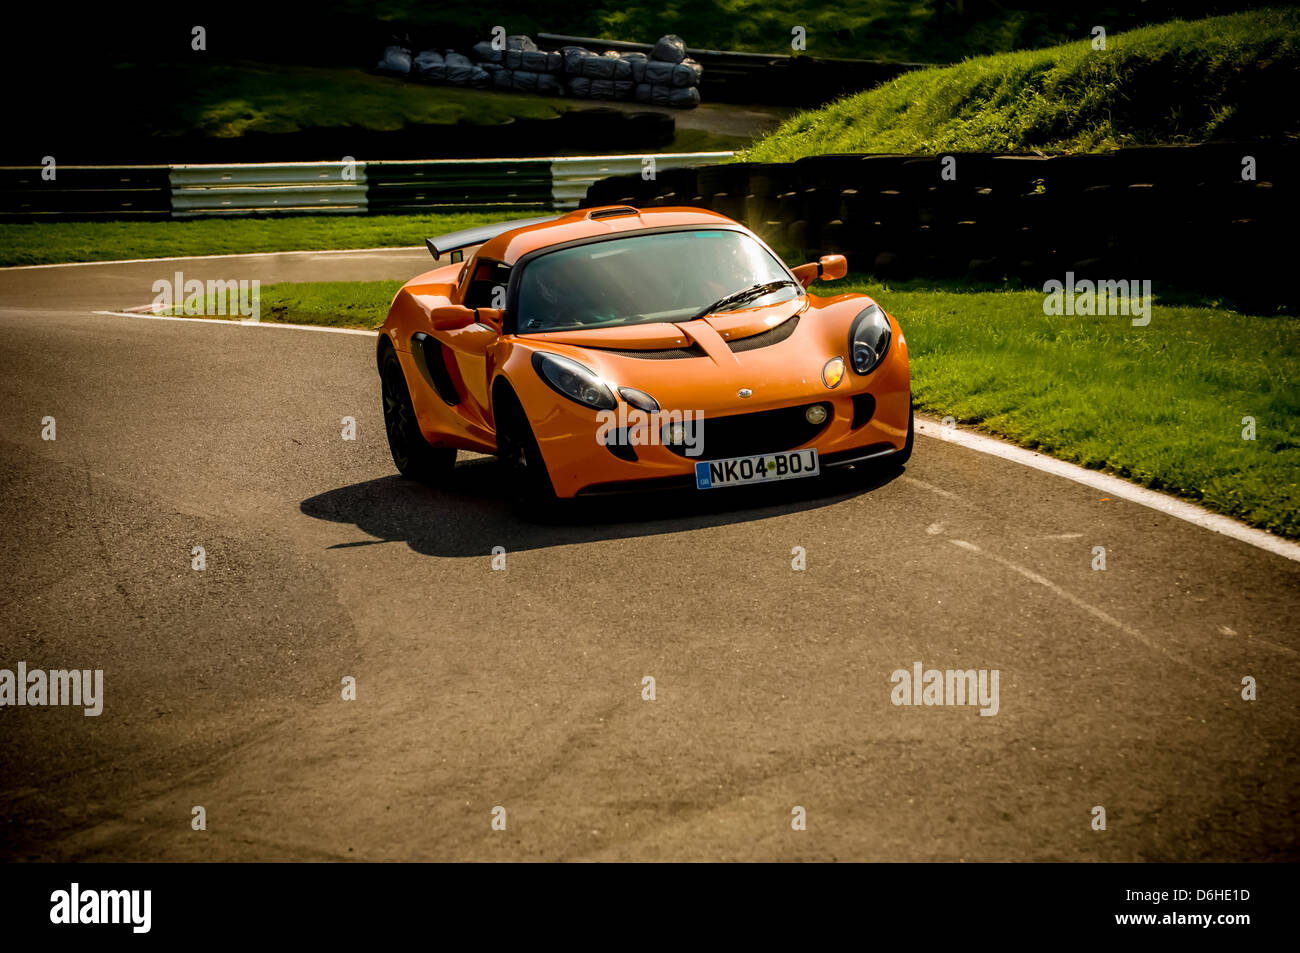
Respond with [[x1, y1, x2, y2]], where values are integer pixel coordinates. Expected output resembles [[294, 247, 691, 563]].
[[377, 205, 912, 508]]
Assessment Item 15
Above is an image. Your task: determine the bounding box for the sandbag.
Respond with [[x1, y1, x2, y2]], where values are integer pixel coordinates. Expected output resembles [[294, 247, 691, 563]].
[[412, 50, 446, 81], [602, 51, 634, 80], [472, 40, 501, 64], [520, 50, 561, 73], [672, 58, 702, 87], [567, 76, 592, 98], [652, 34, 687, 64], [376, 46, 412, 75], [644, 60, 676, 85], [560, 46, 590, 74], [502, 35, 539, 69], [621, 51, 649, 83], [444, 52, 477, 85], [580, 54, 617, 79], [669, 86, 700, 108]]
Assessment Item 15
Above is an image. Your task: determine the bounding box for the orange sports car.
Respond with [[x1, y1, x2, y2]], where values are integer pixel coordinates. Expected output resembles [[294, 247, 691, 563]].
[[377, 206, 912, 508]]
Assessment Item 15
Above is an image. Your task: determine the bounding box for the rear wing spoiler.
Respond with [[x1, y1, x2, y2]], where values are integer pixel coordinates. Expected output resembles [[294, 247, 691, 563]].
[[425, 215, 559, 262]]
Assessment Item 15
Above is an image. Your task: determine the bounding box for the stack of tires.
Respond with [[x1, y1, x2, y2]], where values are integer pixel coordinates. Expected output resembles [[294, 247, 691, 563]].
[[560, 35, 701, 108]]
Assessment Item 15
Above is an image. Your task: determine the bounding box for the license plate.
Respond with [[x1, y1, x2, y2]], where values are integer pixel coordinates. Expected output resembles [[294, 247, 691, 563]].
[[695, 448, 820, 489]]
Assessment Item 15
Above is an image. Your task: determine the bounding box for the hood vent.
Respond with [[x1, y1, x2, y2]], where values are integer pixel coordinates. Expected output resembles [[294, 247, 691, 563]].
[[727, 315, 800, 353]]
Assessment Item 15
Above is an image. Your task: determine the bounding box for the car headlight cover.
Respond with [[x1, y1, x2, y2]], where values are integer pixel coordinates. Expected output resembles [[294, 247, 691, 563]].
[[849, 304, 891, 375], [532, 352, 617, 411]]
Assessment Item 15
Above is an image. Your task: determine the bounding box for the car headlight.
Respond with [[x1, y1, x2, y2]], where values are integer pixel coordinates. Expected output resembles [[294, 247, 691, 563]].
[[532, 352, 617, 411], [849, 304, 891, 375]]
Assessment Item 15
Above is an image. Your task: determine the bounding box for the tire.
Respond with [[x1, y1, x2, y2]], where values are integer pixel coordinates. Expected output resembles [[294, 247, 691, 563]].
[[380, 348, 456, 485], [494, 389, 560, 516]]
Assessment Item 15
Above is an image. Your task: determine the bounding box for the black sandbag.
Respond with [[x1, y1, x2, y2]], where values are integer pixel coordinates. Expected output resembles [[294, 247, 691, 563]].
[[444, 52, 476, 84], [567, 77, 592, 98], [590, 79, 616, 99], [669, 86, 700, 108], [647, 83, 673, 106], [487, 65, 513, 90], [520, 50, 561, 73], [560, 46, 590, 74], [536, 73, 561, 95], [603, 51, 633, 80], [672, 58, 702, 87], [472, 40, 501, 63], [580, 55, 617, 80], [613, 79, 634, 100], [634, 82, 653, 104], [511, 69, 541, 91], [652, 34, 687, 64], [502, 35, 539, 69], [621, 52, 648, 83], [413, 50, 446, 81], [376, 46, 412, 75], [644, 60, 675, 85]]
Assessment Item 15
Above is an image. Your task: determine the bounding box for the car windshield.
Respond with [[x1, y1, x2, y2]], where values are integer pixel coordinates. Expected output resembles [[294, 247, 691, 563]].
[[513, 229, 801, 333]]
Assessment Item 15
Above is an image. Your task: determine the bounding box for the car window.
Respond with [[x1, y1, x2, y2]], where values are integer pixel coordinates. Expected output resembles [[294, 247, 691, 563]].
[[513, 229, 799, 333], [464, 259, 511, 310]]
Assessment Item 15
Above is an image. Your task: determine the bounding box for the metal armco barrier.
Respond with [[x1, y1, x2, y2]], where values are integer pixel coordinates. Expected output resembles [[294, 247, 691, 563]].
[[170, 162, 369, 217], [581, 143, 1297, 302], [0, 153, 733, 220], [0, 166, 171, 220]]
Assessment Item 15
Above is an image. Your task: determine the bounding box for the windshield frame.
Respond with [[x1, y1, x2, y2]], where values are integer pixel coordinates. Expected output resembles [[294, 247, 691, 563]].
[[502, 224, 802, 336]]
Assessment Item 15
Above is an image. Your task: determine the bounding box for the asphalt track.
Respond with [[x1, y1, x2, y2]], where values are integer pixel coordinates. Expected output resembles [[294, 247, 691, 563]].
[[1, 250, 1296, 861]]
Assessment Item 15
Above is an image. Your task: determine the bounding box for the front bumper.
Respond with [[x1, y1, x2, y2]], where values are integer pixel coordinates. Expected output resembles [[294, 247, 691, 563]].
[[534, 381, 911, 498]]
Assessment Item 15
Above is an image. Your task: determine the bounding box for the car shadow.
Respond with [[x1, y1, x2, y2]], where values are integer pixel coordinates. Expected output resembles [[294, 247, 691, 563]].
[[301, 456, 904, 557]]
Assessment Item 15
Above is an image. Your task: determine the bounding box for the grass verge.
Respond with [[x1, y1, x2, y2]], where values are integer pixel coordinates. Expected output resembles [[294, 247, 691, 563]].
[[0, 212, 526, 267], [167, 274, 1300, 537], [742, 9, 1300, 158]]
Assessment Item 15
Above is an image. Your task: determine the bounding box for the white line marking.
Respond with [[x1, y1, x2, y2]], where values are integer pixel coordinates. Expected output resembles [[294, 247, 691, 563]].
[[2, 246, 426, 271], [949, 538, 1215, 677], [92, 310, 377, 337], [918, 416, 1300, 563]]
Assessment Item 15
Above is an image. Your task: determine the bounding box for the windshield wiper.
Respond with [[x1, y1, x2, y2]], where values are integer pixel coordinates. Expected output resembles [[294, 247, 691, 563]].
[[689, 280, 799, 321]]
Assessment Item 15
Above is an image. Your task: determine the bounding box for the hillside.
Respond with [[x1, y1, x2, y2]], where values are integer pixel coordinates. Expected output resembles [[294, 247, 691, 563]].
[[742, 9, 1300, 159]]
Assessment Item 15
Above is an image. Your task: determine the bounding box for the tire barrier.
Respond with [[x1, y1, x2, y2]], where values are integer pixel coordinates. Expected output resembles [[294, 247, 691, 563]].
[[378, 33, 703, 108], [0, 152, 733, 220], [581, 142, 1297, 304]]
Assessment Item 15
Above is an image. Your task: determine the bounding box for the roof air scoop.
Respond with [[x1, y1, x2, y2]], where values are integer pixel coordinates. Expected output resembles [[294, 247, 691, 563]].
[[585, 206, 641, 221]]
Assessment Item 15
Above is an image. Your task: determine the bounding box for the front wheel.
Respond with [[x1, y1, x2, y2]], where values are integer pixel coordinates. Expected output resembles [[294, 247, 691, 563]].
[[381, 348, 456, 485], [494, 390, 560, 517]]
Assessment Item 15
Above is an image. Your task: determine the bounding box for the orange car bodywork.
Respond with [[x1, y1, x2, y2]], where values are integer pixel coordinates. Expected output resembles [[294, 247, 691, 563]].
[[377, 206, 911, 498]]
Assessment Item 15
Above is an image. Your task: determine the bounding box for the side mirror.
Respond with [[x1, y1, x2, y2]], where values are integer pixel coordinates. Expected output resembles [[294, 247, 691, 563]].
[[791, 254, 848, 288], [819, 254, 847, 281], [429, 305, 476, 331], [475, 308, 504, 333]]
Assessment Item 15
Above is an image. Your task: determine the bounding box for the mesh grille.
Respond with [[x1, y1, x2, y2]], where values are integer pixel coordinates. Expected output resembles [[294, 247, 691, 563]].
[[665, 402, 831, 459], [727, 315, 800, 352], [587, 343, 708, 360]]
